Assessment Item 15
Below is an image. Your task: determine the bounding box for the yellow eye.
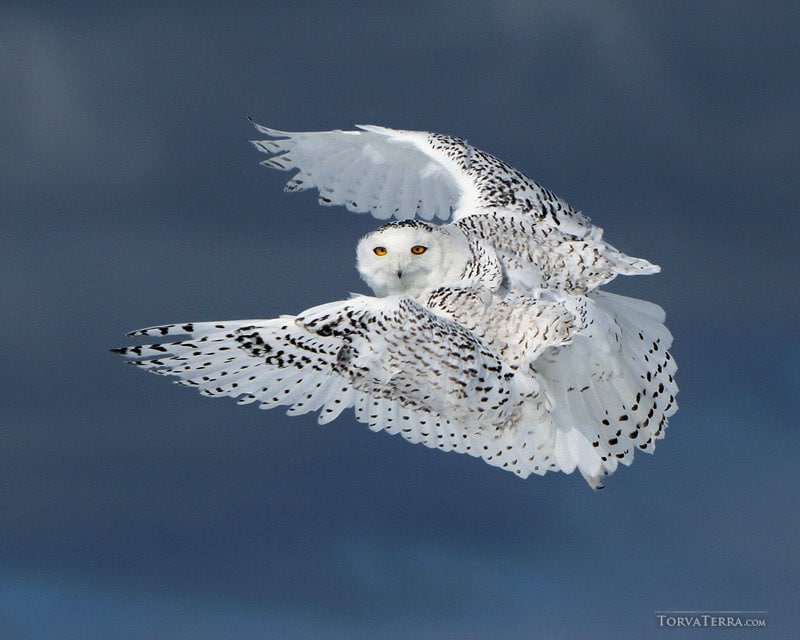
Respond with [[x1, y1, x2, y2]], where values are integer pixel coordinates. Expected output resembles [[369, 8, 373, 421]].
[[410, 245, 427, 255], [373, 246, 387, 256]]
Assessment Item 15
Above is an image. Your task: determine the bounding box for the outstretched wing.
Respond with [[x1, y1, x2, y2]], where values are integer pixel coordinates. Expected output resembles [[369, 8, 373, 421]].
[[113, 295, 535, 462], [250, 122, 593, 234]]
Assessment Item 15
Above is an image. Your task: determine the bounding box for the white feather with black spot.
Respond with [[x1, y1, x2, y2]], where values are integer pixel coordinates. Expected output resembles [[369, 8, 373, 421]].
[[115, 294, 541, 461]]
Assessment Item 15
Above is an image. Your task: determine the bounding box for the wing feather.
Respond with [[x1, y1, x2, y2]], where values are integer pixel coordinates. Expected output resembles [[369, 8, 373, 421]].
[[251, 122, 595, 228], [454, 211, 659, 294], [251, 123, 660, 294], [534, 290, 678, 484], [114, 288, 676, 487], [114, 294, 529, 458]]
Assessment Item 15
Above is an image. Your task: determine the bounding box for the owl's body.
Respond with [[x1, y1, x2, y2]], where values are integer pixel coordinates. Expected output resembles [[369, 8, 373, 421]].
[[115, 124, 678, 488]]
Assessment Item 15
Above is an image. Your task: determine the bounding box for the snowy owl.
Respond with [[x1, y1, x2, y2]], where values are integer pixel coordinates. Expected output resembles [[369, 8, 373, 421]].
[[114, 123, 677, 488]]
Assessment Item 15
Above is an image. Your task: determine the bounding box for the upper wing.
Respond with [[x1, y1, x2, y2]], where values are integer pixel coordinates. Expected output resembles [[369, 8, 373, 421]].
[[250, 122, 593, 233]]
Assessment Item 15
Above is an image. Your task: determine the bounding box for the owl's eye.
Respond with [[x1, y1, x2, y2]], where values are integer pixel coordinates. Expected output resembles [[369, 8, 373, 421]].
[[410, 245, 427, 255], [373, 246, 387, 256]]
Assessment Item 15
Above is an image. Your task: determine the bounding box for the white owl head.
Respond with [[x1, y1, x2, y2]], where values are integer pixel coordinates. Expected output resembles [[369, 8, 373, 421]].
[[356, 220, 472, 298]]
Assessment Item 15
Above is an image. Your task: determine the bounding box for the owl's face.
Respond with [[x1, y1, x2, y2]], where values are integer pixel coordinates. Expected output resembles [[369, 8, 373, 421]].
[[356, 221, 471, 298]]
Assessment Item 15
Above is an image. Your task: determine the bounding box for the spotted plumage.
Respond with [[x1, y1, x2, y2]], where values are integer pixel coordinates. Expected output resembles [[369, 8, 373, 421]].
[[114, 123, 678, 488]]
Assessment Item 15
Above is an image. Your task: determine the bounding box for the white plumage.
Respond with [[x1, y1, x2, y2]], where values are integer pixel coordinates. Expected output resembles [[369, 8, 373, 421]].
[[115, 123, 678, 488]]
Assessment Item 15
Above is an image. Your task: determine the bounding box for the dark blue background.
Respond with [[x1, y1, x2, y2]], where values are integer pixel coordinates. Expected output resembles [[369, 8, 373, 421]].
[[2, 2, 798, 638]]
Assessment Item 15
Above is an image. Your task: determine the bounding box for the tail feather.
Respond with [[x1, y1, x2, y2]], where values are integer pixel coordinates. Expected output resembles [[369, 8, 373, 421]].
[[535, 290, 678, 487]]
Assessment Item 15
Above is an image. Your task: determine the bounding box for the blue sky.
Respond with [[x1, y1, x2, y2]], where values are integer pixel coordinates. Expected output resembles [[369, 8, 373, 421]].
[[2, 2, 798, 638]]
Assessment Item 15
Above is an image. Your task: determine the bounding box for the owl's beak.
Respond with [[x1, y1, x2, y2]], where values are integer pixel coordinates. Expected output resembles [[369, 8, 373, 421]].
[[396, 269, 403, 279]]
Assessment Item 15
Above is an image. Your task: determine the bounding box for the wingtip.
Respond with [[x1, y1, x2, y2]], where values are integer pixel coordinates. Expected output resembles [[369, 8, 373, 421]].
[[619, 256, 661, 276], [356, 124, 426, 139], [355, 124, 399, 135], [249, 120, 291, 138], [586, 475, 606, 490]]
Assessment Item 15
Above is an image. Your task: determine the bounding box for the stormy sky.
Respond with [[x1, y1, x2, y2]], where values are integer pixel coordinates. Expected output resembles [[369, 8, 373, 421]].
[[2, 2, 798, 638]]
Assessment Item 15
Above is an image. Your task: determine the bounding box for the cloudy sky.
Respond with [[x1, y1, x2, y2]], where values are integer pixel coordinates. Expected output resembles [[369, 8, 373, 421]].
[[2, 2, 798, 638]]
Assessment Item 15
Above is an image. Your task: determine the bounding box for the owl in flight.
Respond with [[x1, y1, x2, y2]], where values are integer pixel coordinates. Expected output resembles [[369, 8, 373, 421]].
[[115, 123, 677, 488]]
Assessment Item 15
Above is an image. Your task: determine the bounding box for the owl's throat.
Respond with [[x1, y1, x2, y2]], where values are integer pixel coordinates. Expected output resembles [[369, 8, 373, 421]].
[[368, 268, 428, 298]]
